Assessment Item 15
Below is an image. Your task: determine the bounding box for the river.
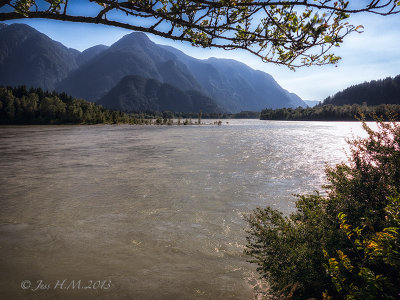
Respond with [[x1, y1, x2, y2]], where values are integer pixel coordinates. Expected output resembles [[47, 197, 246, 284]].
[[0, 120, 370, 299]]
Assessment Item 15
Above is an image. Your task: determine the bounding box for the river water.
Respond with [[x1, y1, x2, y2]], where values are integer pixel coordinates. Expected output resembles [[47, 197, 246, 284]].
[[0, 120, 370, 299]]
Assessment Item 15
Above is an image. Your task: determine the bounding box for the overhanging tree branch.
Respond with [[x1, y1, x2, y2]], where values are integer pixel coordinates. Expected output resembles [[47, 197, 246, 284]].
[[0, 0, 399, 68]]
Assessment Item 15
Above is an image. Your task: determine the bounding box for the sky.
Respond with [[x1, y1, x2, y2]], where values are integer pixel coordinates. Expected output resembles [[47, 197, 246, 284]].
[[1, 2, 400, 101]]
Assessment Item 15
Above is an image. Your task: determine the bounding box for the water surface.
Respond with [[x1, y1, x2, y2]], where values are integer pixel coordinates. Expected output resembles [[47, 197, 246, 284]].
[[0, 120, 369, 299]]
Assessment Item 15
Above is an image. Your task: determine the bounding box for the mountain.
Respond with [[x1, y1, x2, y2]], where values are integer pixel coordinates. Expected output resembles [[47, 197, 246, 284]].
[[57, 31, 306, 111], [0, 23, 79, 91], [159, 45, 307, 111], [0, 23, 306, 113], [323, 75, 400, 106], [98, 75, 221, 113], [57, 32, 202, 101]]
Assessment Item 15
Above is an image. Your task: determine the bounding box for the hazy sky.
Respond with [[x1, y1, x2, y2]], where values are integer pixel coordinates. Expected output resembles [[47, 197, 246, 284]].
[[2, 4, 399, 101]]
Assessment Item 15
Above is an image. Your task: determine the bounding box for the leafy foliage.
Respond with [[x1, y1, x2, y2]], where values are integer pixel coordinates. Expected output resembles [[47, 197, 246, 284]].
[[324, 201, 400, 299], [1, 0, 399, 68], [245, 119, 400, 299], [245, 194, 334, 299]]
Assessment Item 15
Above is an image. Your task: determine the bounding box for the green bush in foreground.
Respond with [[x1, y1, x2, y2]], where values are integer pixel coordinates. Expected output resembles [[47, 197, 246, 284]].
[[324, 199, 400, 299], [245, 120, 400, 299]]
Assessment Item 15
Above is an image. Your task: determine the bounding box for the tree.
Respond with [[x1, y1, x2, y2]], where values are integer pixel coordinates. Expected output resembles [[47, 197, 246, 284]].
[[0, 0, 399, 68], [0, 87, 16, 121], [39, 96, 66, 121], [245, 119, 400, 299]]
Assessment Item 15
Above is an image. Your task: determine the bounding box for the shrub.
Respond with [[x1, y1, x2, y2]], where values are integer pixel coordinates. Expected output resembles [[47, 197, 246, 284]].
[[324, 197, 400, 299]]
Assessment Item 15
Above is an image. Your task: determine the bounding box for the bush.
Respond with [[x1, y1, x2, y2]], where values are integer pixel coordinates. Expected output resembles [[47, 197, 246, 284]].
[[245, 120, 400, 299], [324, 198, 400, 299]]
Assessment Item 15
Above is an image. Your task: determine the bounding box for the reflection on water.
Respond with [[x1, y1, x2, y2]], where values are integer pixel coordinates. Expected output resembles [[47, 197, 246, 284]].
[[0, 120, 369, 299]]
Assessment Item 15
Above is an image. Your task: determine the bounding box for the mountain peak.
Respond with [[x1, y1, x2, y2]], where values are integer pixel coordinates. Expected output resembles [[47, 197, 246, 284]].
[[111, 32, 152, 49], [3, 23, 39, 34], [0, 23, 78, 90]]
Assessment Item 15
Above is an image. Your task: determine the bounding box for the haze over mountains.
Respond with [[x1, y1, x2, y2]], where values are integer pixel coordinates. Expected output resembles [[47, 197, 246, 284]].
[[0, 23, 307, 113]]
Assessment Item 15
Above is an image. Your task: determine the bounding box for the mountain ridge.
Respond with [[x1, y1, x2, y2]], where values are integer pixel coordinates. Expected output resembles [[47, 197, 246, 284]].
[[0, 23, 307, 113], [0, 23, 79, 90], [158, 46, 307, 111]]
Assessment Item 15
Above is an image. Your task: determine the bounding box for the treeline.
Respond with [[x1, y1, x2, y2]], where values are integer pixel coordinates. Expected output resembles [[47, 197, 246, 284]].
[[0, 86, 261, 125], [260, 104, 400, 121], [323, 74, 400, 106], [0, 86, 148, 125]]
